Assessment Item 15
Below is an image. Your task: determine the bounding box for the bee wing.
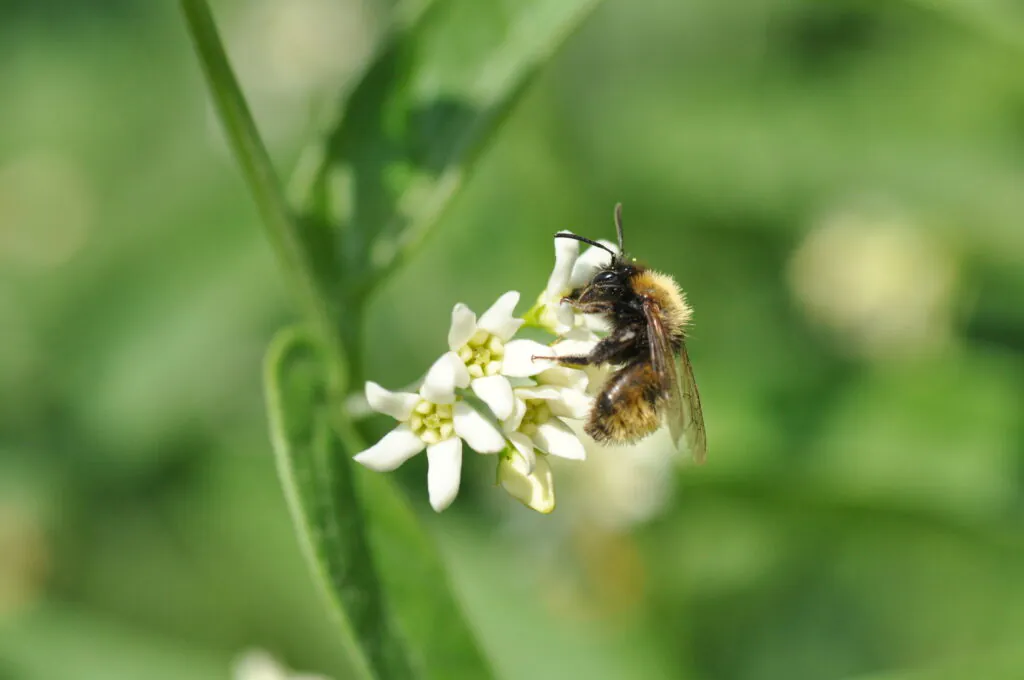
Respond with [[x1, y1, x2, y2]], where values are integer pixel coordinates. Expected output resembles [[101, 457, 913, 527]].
[[643, 300, 707, 464], [674, 342, 707, 464]]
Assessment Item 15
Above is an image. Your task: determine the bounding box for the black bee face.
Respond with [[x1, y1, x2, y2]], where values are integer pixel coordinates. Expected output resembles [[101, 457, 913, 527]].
[[576, 263, 636, 306]]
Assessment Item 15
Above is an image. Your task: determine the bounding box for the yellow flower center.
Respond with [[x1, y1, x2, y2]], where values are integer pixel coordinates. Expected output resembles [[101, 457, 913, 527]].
[[518, 398, 552, 436], [457, 329, 505, 379], [408, 399, 455, 445]]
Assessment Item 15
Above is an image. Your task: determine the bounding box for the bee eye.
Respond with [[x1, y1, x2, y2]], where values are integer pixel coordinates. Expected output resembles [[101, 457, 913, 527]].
[[594, 271, 617, 285]]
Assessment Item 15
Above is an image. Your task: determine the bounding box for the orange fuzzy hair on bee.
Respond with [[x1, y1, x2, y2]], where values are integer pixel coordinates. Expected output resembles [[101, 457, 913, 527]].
[[631, 269, 692, 335]]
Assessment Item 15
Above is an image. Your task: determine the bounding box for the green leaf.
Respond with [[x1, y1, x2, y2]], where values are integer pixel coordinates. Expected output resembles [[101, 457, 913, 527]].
[[265, 327, 410, 680], [264, 327, 495, 680], [358, 471, 498, 680], [297, 0, 604, 292]]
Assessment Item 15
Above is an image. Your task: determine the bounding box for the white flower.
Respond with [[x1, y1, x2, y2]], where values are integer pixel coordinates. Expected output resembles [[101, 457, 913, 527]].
[[530, 231, 619, 335], [494, 370, 591, 514], [427, 291, 554, 421], [503, 385, 588, 466], [233, 649, 330, 680], [497, 448, 556, 514], [533, 234, 579, 334], [353, 355, 506, 512]]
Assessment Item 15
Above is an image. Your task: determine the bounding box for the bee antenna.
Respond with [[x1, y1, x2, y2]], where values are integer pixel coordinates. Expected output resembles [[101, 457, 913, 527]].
[[554, 232, 618, 259], [613, 202, 625, 254]]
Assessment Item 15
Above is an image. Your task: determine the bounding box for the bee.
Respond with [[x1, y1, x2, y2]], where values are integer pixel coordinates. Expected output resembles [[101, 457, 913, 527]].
[[534, 204, 707, 464]]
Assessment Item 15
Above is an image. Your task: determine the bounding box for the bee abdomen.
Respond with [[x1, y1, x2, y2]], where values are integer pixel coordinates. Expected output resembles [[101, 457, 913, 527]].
[[585, 360, 662, 444]]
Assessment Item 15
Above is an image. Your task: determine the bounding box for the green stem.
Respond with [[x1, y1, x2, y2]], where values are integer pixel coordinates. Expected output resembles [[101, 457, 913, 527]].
[[180, 0, 346, 380], [337, 296, 367, 393]]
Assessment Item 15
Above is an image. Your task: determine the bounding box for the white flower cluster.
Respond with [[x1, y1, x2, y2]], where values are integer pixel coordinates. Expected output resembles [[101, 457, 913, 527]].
[[353, 233, 618, 513]]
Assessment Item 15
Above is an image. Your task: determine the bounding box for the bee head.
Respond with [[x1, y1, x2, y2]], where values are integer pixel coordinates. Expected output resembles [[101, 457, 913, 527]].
[[554, 202, 641, 305]]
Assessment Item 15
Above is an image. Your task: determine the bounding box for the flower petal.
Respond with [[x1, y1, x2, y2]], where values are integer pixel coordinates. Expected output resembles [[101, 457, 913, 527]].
[[544, 233, 580, 299], [353, 424, 425, 471], [533, 418, 586, 460], [477, 291, 523, 341], [583, 313, 612, 334], [421, 351, 470, 404], [448, 303, 478, 350], [569, 240, 618, 288], [498, 450, 555, 514], [365, 382, 419, 421], [503, 396, 528, 433], [426, 437, 462, 512], [551, 336, 599, 358], [502, 339, 556, 377], [552, 302, 577, 334], [453, 401, 506, 453], [507, 432, 537, 473], [547, 387, 593, 420], [583, 364, 613, 397], [533, 297, 575, 336], [513, 385, 562, 401], [562, 326, 602, 342], [471, 375, 515, 421], [537, 366, 589, 391]]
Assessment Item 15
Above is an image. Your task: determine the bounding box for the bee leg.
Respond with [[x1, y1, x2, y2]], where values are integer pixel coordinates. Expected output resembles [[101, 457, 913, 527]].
[[532, 332, 636, 367], [531, 353, 593, 366]]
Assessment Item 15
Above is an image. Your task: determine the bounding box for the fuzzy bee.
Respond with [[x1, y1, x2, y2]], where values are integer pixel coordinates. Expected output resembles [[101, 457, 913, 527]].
[[534, 204, 707, 464]]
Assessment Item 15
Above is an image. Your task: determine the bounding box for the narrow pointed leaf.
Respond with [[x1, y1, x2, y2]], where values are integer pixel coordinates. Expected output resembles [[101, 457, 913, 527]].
[[298, 0, 604, 289], [264, 327, 405, 680], [264, 327, 495, 680]]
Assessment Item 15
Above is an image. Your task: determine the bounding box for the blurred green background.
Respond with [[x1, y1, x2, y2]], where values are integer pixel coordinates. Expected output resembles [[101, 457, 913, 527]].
[[3, 0, 1024, 678]]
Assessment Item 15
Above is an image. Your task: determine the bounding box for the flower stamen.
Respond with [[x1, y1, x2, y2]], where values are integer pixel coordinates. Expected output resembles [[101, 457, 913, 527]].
[[409, 399, 455, 444], [518, 398, 552, 436], [456, 330, 506, 379]]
